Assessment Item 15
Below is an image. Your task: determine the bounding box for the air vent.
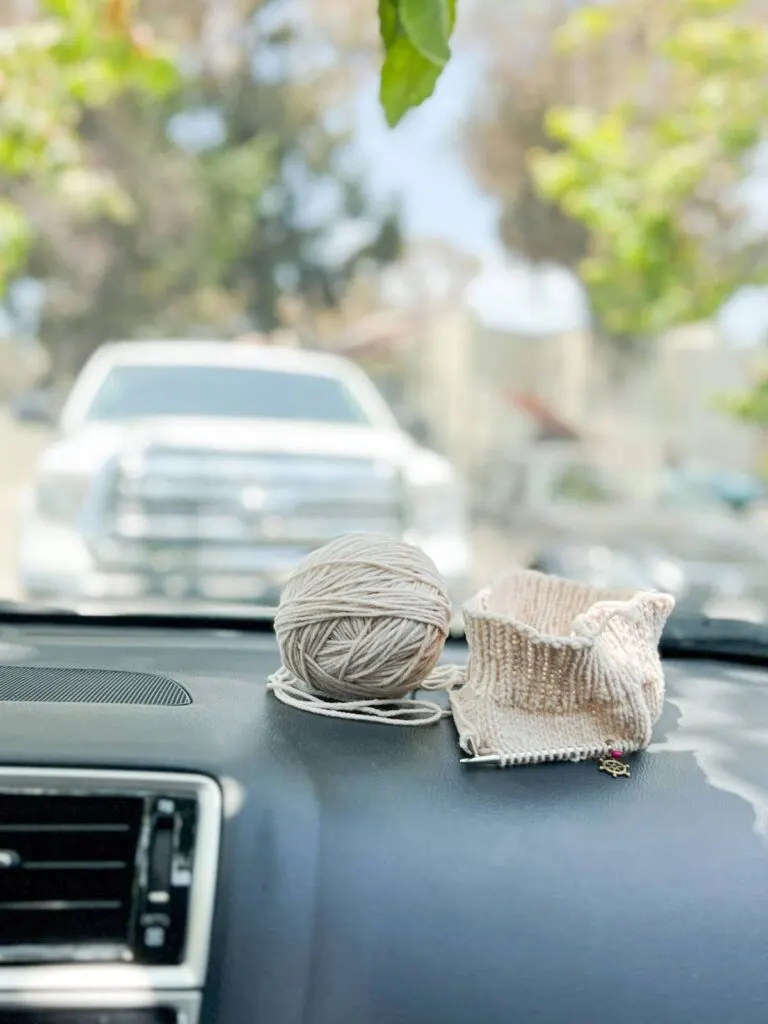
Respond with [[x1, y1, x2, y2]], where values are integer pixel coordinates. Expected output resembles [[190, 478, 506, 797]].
[[0, 770, 220, 999], [0, 793, 143, 953], [0, 666, 191, 706]]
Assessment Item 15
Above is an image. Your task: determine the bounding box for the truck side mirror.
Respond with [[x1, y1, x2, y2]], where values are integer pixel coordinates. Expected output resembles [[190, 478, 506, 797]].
[[11, 390, 57, 425], [405, 415, 431, 447]]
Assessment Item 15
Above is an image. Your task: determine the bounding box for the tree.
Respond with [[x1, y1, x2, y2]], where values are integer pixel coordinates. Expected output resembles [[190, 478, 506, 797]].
[[0, 0, 454, 294], [462, 2, 593, 272], [0, 0, 176, 286], [3, 0, 402, 372], [721, 378, 768, 426], [528, 0, 768, 351]]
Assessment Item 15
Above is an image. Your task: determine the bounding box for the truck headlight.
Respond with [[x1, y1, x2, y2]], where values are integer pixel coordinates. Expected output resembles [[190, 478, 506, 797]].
[[35, 473, 92, 525], [408, 481, 467, 538]]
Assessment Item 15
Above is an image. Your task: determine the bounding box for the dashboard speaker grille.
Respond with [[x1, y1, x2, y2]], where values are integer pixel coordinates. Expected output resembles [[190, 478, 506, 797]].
[[0, 666, 191, 706]]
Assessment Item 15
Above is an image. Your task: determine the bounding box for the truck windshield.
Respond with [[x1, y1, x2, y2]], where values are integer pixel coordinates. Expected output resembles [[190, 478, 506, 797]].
[[82, 364, 372, 425]]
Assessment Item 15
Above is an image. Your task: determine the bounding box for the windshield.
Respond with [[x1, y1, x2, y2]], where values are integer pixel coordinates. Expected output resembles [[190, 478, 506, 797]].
[[2, 0, 768, 646], [82, 365, 371, 425]]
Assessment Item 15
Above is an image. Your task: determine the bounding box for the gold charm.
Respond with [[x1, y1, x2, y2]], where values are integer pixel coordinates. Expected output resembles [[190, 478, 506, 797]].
[[598, 756, 631, 779]]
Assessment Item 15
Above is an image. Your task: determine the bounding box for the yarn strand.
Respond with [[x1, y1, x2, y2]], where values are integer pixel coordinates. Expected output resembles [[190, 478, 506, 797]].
[[267, 665, 464, 726]]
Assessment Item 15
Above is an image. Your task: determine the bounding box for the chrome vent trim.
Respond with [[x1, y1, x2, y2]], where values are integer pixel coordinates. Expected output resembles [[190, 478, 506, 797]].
[[0, 769, 220, 994], [0, 991, 200, 1023]]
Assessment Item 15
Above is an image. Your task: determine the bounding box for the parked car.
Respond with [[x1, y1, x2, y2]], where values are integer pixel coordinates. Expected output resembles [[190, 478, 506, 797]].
[[16, 340, 471, 615], [469, 447, 768, 622], [525, 461, 768, 623], [529, 534, 768, 623]]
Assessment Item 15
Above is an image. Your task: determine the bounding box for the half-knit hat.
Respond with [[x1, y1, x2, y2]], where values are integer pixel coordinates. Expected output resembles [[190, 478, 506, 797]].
[[450, 570, 675, 765]]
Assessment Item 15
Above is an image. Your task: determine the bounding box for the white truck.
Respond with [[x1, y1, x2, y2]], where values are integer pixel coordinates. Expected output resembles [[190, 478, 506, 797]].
[[17, 340, 471, 615]]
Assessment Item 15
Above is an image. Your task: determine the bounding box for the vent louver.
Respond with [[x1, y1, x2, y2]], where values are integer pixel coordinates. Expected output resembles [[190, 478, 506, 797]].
[[0, 770, 219, 997], [0, 793, 143, 953]]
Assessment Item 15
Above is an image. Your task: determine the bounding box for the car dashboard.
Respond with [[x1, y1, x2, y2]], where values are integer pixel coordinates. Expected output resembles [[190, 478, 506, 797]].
[[0, 618, 765, 1023]]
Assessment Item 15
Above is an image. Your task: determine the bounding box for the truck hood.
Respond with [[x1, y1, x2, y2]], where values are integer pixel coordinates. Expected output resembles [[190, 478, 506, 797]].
[[37, 417, 453, 484]]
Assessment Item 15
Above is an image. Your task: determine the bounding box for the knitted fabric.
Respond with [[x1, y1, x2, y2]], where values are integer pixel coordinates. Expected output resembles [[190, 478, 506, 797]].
[[450, 570, 675, 765]]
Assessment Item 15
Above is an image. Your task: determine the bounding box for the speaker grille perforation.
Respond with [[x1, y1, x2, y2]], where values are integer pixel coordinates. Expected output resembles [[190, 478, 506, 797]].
[[0, 665, 192, 706]]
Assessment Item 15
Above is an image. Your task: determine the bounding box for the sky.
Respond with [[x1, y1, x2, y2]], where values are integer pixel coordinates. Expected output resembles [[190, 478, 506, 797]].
[[353, 52, 500, 260], [351, 49, 768, 344]]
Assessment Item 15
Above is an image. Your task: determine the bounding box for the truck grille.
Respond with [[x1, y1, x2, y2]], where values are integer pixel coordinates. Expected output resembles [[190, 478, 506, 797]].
[[92, 447, 405, 583]]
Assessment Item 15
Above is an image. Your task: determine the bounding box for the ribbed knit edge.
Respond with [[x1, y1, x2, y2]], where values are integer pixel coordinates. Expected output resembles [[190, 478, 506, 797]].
[[451, 569, 675, 765]]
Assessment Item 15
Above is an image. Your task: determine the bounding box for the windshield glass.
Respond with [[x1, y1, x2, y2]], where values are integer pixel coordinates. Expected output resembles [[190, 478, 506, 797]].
[[82, 365, 371, 425], [2, 0, 768, 644]]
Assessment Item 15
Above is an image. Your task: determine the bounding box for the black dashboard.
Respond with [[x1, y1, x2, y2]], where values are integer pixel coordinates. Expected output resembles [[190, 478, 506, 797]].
[[0, 618, 767, 1024]]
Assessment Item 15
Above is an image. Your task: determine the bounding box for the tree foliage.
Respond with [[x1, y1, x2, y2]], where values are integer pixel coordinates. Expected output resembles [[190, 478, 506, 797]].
[[0, 0, 448, 317], [719, 377, 768, 425], [0, 0, 176, 284], [1, 0, 403, 372], [529, 0, 768, 341], [462, 2, 594, 271]]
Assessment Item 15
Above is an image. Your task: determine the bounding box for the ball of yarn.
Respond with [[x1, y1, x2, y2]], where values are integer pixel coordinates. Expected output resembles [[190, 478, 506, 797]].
[[274, 533, 452, 701]]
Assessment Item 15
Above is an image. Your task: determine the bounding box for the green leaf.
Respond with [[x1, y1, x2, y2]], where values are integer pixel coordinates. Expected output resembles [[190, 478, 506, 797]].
[[528, 150, 582, 201], [0, 200, 31, 285], [378, 0, 399, 49], [126, 49, 179, 96], [54, 167, 135, 222], [684, 0, 740, 13], [555, 6, 615, 53], [378, 0, 455, 125], [380, 35, 442, 127], [399, 0, 453, 66]]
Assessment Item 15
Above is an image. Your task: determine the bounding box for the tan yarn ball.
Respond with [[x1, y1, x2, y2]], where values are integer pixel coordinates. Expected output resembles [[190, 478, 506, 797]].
[[274, 533, 452, 701]]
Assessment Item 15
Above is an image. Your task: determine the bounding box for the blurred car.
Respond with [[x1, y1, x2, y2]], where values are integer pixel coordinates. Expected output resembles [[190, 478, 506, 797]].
[[492, 451, 768, 623], [660, 463, 766, 512], [16, 340, 471, 615]]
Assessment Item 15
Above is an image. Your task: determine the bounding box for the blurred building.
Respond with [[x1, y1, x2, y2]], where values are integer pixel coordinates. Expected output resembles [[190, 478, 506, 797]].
[[333, 297, 763, 507], [657, 324, 759, 472]]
